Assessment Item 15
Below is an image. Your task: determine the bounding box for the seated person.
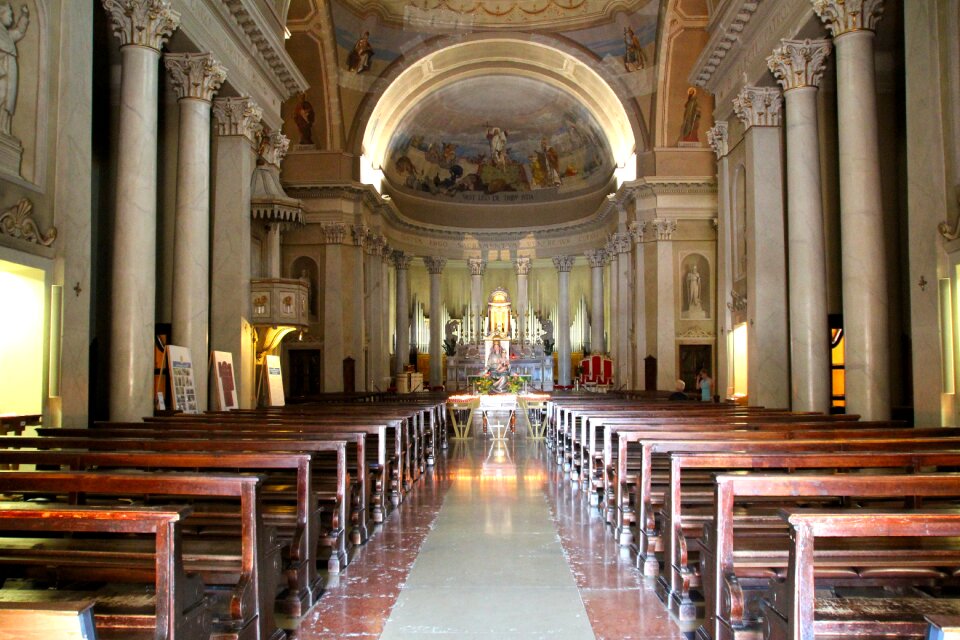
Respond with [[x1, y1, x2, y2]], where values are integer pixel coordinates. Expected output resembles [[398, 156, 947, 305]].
[[668, 379, 688, 401], [487, 341, 510, 392]]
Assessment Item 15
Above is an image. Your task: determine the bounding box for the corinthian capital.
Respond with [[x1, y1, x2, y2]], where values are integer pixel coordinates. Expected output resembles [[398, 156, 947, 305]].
[[610, 232, 632, 255], [552, 255, 575, 273], [706, 122, 728, 159], [514, 256, 532, 276], [320, 223, 346, 245], [261, 131, 290, 167], [768, 39, 832, 92], [164, 53, 226, 102], [102, 0, 180, 51], [351, 225, 368, 247], [392, 251, 414, 270], [585, 249, 607, 269], [423, 256, 447, 275], [733, 86, 783, 129], [628, 221, 645, 244], [651, 218, 677, 241], [212, 97, 263, 143], [812, 0, 884, 37], [467, 257, 486, 276]]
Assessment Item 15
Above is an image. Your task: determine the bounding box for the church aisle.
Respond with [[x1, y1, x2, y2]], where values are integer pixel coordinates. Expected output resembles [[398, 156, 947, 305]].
[[292, 435, 686, 639]]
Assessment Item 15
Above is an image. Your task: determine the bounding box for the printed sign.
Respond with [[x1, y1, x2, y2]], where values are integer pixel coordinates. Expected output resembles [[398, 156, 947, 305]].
[[212, 351, 238, 411], [166, 345, 199, 414], [265, 354, 285, 407]]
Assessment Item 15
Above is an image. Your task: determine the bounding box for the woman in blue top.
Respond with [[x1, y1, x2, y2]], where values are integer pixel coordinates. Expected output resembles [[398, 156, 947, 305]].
[[696, 369, 712, 402]]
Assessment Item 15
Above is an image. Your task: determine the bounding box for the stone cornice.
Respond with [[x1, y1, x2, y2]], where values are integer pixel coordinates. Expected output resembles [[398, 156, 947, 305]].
[[768, 39, 832, 91], [164, 53, 226, 102], [690, 0, 763, 89], [102, 0, 180, 51]]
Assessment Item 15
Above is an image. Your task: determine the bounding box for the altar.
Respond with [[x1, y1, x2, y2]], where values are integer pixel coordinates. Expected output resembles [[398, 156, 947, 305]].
[[447, 392, 550, 439]]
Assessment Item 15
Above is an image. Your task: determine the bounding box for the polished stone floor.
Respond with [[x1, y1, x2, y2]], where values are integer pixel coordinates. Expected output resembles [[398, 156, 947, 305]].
[[292, 434, 686, 639]]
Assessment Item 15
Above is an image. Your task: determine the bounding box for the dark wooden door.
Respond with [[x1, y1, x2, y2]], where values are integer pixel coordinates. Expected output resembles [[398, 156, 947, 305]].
[[288, 349, 322, 398]]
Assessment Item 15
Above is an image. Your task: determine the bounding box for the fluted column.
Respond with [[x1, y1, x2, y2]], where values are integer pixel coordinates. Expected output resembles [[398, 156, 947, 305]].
[[468, 257, 486, 342], [733, 86, 790, 408], [813, 0, 889, 419], [515, 257, 531, 343], [164, 52, 225, 412], [211, 97, 261, 409], [585, 249, 606, 354], [769, 39, 833, 413], [707, 122, 731, 398], [652, 219, 678, 390], [553, 255, 575, 386], [321, 224, 346, 391], [629, 222, 647, 388], [393, 252, 413, 374], [424, 256, 447, 387], [612, 232, 633, 388], [103, 0, 179, 420]]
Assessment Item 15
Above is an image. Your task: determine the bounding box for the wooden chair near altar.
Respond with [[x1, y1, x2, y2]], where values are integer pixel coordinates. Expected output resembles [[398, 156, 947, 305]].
[[579, 354, 614, 391]]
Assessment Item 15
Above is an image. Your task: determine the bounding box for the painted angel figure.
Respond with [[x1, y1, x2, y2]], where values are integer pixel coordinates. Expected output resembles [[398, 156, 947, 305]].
[[0, 1, 29, 136]]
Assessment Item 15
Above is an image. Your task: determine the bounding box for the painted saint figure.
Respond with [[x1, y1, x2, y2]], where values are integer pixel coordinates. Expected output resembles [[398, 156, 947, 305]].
[[294, 95, 315, 146], [623, 27, 645, 72], [537, 136, 562, 187], [0, 1, 29, 136], [347, 31, 373, 73], [679, 87, 701, 144]]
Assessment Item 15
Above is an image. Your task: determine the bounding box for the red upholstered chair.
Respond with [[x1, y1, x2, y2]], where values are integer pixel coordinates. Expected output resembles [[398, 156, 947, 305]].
[[579, 354, 614, 389]]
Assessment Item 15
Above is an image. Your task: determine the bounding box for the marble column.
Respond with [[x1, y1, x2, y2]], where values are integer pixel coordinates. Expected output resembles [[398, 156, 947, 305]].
[[553, 255, 575, 386], [585, 249, 606, 354], [707, 122, 731, 398], [102, 0, 179, 420], [605, 240, 618, 363], [379, 242, 392, 387], [424, 256, 447, 387], [321, 224, 346, 391], [769, 39, 833, 413], [733, 86, 791, 408], [366, 235, 384, 390], [393, 252, 413, 374], [468, 258, 486, 342], [515, 257, 531, 343], [652, 220, 678, 390], [612, 232, 633, 388], [211, 97, 261, 409], [164, 53, 225, 413], [813, 0, 889, 420], [348, 225, 367, 390], [629, 222, 647, 388]]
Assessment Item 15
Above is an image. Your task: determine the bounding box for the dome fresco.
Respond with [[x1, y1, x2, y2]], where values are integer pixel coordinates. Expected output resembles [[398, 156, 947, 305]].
[[383, 75, 615, 206]]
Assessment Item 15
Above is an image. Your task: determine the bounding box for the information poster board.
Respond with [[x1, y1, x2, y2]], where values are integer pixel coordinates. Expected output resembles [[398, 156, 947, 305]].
[[166, 345, 199, 414], [265, 354, 285, 407], [212, 350, 238, 411]]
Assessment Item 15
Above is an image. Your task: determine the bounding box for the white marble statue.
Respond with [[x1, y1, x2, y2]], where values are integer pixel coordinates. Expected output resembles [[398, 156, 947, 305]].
[[0, 1, 28, 136], [540, 318, 554, 344], [445, 318, 459, 343], [686, 264, 702, 310]]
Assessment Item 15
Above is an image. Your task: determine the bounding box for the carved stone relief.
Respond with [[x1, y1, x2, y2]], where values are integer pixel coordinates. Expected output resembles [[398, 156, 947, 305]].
[[0, 197, 56, 246]]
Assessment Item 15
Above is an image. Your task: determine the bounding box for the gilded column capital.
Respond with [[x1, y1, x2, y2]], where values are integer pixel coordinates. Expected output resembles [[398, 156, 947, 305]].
[[733, 86, 783, 129], [706, 121, 728, 159], [585, 249, 607, 269], [768, 39, 832, 92], [392, 251, 413, 270], [102, 0, 179, 51], [320, 223, 346, 245], [164, 53, 226, 102], [514, 256, 532, 276], [467, 257, 487, 276], [552, 255, 575, 273], [423, 256, 447, 275], [628, 221, 645, 244], [212, 97, 263, 143], [812, 0, 884, 37], [651, 218, 677, 241]]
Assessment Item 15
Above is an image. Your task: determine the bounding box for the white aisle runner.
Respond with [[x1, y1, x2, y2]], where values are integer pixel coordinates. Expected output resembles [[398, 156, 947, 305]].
[[379, 438, 595, 639]]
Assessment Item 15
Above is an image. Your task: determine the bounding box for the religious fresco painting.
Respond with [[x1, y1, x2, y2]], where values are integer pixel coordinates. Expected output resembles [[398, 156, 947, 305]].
[[384, 75, 614, 204]]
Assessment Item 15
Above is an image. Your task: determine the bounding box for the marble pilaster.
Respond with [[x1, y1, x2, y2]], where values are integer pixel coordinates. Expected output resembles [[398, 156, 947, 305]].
[[321, 223, 346, 391], [585, 249, 606, 354], [468, 258, 486, 342], [103, 0, 180, 420], [515, 257, 531, 342], [165, 52, 225, 412], [734, 86, 790, 409], [365, 235, 384, 390], [553, 255, 575, 386], [813, 0, 890, 420], [612, 232, 633, 388], [769, 39, 832, 413], [424, 256, 447, 387], [652, 219, 678, 390], [211, 96, 261, 408], [629, 223, 647, 388], [347, 225, 367, 390], [707, 122, 732, 398], [393, 252, 413, 375], [379, 243, 392, 387], [605, 240, 619, 368]]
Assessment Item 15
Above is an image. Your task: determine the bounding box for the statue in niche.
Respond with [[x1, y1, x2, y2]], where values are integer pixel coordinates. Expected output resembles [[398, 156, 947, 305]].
[[678, 87, 701, 145], [293, 94, 315, 146], [682, 258, 709, 320], [686, 264, 701, 310], [347, 31, 373, 73], [0, 1, 28, 136]]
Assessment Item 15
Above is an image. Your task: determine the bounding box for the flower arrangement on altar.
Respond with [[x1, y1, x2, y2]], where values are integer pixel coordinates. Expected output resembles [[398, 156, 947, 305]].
[[475, 374, 496, 395], [506, 373, 525, 394]]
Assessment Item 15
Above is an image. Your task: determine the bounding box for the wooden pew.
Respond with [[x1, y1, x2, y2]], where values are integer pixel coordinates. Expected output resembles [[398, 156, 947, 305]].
[[0, 503, 207, 640]]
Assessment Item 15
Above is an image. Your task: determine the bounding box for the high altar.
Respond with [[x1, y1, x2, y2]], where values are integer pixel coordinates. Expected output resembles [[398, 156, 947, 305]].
[[445, 288, 554, 391]]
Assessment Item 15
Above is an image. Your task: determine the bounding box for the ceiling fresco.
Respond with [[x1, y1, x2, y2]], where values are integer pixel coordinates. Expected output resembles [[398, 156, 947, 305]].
[[383, 75, 615, 206]]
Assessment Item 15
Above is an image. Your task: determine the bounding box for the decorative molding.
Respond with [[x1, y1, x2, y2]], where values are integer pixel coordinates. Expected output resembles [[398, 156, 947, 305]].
[[467, 257, 487, 276], [0, 199, 56, 247], [423, 256, 447, 274], [651, 219, 677, 241], [320, 223, 346, 245], [164, 53, 226, 102], [552, 255, 575, 272], [768, 39, 832, 92], [102, 0, 180, 51], [392, 251, 414, 270], [628, 221, 645, 244], [727, 289, 748, 312], [585, 248, 607, 269], [678, 327, 716, 339], [706, 121, 729, 159], [212, 97, 263, 143], [733, 86, 783, 128], [514, 256, 532, 276], [812, 0, 884, 37], [691, 0, 764, 88]]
